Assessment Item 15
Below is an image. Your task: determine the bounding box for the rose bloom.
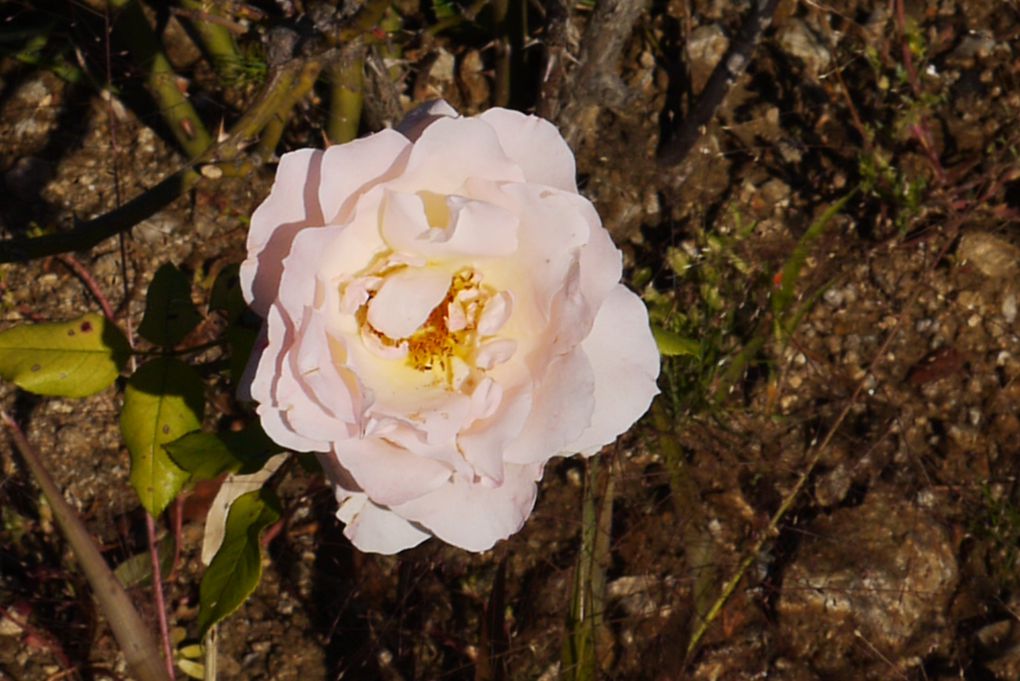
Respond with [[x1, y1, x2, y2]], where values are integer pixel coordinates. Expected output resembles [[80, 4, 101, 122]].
[[240, 101, 659, 554]]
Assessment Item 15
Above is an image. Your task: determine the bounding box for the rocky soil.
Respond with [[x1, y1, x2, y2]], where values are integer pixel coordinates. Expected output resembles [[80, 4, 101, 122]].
[[3, 0, 1020, 680]]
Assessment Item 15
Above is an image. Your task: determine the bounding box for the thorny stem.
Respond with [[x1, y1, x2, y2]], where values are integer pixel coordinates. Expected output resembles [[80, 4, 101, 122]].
[[1, 411, 171, 681], [658, 0, 780, 166], [327, 45, 366, 144], [332, 0, 392, 44], [179, 0, 244, 82], [253, 58, 325, 157], [107, 0, 213, 159], [0, 55, 323, 264]]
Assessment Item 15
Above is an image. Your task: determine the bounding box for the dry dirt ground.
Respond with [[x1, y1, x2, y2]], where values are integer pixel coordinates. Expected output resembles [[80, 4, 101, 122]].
[[3, 0, 1020, 680]]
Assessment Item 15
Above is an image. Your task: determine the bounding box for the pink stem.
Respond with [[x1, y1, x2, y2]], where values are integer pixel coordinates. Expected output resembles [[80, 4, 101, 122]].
[[55, 254, 117, 323], [146, 513, 176, 681]]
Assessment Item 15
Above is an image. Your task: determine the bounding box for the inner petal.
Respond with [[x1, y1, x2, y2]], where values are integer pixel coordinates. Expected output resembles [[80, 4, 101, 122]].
[[368, 268, 451, 339]]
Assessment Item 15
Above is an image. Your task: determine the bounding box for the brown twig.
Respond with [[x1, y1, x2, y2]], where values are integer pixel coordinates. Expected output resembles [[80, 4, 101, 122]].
[[555, 0, 650, 146], [535, 0, 572, 120], [1, 411, 171, 681], [657, 0, 780, 166]]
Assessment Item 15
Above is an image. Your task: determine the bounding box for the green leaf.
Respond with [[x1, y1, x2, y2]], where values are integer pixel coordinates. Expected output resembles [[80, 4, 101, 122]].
[[166, 424, 278, 484], [431, 0, 457, 19], [0, 313, 130, 397], [209, 263, 246, 324], [651, 326, 702, 358], [138, 264, 202, 347], [113, 533, 175, 588], [197, 489, 280, 635], [121, 357, 205, 516]]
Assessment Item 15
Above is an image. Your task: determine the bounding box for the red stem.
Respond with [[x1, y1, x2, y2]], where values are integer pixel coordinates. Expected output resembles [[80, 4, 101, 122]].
[[146, 512, 176, 681], [55, 254, 117, 323]]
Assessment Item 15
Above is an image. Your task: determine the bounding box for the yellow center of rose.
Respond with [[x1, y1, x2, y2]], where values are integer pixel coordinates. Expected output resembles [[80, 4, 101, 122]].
[[404, 270, 485, 378], [354, 267, 499, 388]]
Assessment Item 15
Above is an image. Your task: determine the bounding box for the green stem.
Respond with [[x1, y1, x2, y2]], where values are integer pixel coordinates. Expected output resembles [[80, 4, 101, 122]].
[[327, 47, 365, 144], [562, 456, 613, 680], [334, 0, 392, 43], [108, 0, 213, 159], [425, 0, 490, 36], [178, 0, 244, 83], [255, 58, 324, 158], [652, 401, 717, 636], [2, 410, 172, 681]]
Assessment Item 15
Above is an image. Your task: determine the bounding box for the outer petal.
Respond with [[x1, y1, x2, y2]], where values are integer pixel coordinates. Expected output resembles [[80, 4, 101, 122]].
[[566, 286, 660, 455], [241, 149, 325, 316], [478, 108, 577, 192], [335, 437, 453, 507], [503, 349, 595, 465], [249, 306, 332, 453], [318, 128, 412, 224], [338, 493, 431, 554], [577, 205, 624, 309], [276, 225, 341, 318], [320, 452, 432, 555], [498, 183, 592, 317], [390, 463, 542, 552]]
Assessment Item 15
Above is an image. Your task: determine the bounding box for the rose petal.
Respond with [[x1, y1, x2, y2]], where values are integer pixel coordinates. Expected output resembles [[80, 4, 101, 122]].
[[368, 268, 451, 339], [565, 286, 660, 454], [257, 402, 328, 453], [577, 202, 623, 308], [477, 290, 513, 336], [291, 310, 363, 428], [319, 128, 411, 224], [476, 338, 517, 370], [503, 349, 595, 464], [458, 386, 531, 484], [335, 437, 453, 507], [499, 183, 592, 317], [442, 197, 519, 257], [394, 116, 525, 195], [390, 463, 542, 552], [249, 307, 331, 452], [478, 108, 577, 192], [381, 191, 519, 259], [337, 493, 431, 554], [276, 225, 342, 317], [317, 190, 389, 283], [242, 149, 324, 316]]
